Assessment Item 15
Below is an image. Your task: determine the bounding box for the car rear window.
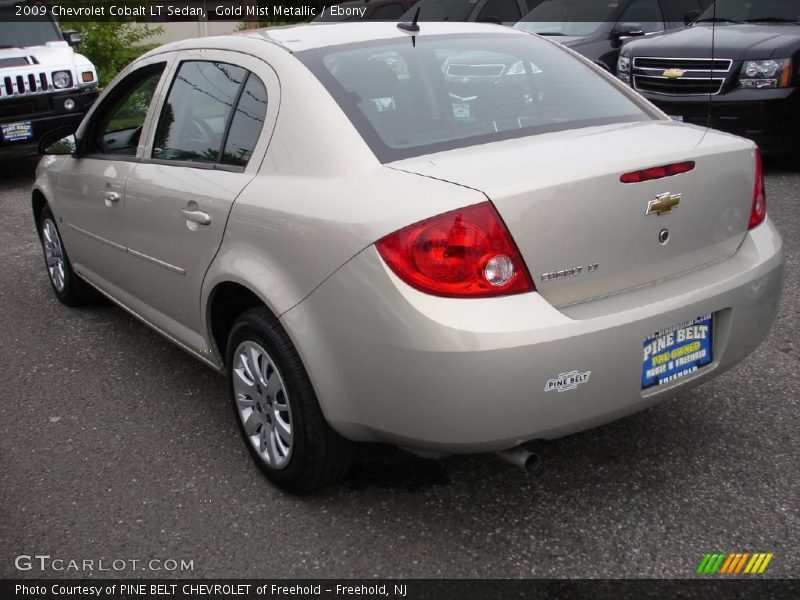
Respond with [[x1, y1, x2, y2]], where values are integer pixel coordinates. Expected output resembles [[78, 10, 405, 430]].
[[297, 33, 652, 162]]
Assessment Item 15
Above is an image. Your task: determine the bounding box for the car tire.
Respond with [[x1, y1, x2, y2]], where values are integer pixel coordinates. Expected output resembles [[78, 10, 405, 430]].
[[38, 205, 98, 306], [226, 307, 354, 494]]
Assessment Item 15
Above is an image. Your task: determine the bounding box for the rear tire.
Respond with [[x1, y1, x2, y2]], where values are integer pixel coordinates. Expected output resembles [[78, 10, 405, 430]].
[[38, 205, 98, 306], [226, 307, 354, 494]]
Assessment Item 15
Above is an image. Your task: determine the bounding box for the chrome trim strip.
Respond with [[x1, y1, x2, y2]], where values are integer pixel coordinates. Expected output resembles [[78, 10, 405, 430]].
[[127, 247, 186, 275], [67, 223, 126, 252], [68, 223, 186, 274], [633, 75, 725, 96], [634, 66, 731, 74], [632, 57, 733, 72]]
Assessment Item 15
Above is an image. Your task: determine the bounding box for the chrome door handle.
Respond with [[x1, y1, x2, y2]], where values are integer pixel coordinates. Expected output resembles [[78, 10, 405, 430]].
[[181, 209, 211, 226], [102, 191, 120, 203]]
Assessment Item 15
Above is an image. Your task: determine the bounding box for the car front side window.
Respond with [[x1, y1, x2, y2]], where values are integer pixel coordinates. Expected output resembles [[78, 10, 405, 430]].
[[152, 61, 247, 164], [87, 63, 166, 156]]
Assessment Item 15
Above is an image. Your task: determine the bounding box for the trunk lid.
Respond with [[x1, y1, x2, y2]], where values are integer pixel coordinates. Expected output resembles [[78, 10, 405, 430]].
[[390, 120, 756, 307]]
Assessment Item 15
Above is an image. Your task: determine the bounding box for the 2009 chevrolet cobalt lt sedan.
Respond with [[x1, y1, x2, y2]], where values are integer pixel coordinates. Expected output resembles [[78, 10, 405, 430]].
[[32, 22, 784, 493]]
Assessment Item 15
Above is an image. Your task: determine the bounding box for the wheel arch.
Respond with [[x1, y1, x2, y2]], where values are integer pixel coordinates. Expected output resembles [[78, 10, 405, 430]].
[[31, 188, 48, 237], [206, 280, 276, 368]]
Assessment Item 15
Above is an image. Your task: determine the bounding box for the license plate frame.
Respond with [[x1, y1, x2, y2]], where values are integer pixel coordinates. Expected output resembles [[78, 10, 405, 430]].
[[642, 314, 713, 389], [1, 121, 34, 142]]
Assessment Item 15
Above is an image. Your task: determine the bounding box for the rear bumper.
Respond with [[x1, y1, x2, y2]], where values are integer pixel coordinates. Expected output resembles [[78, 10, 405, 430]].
[[0, 88, 98, 159], [282, 219, 784, 453], [641, 87, 800, 155]]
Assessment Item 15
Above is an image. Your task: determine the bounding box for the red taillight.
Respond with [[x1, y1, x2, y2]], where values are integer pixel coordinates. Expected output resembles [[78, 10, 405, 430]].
[[620, 161, 695, 184], [376, 202, 534, 298], [749, 149, 766, 229]]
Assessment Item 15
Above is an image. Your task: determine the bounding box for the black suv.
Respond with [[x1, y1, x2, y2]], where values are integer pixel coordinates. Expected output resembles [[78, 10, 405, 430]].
[[618, 0, 800, 155], [515, 0, 713, 72]]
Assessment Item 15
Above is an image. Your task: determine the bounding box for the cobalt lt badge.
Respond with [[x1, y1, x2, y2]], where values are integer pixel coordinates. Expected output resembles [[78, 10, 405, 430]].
[[646, 192, 681, 216]]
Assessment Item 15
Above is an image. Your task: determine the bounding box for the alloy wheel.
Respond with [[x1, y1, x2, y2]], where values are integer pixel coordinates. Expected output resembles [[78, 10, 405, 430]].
[[232, 340, 294, 469], [42, 218, 66, 293]]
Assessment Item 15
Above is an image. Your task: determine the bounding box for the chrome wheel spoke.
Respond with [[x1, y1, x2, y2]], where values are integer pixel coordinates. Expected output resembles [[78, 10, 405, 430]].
[[274, 413, 292, 447], [240, 351, 256, 383], [234, 364, 256, 390], [274, 429, 290, 458], [235, 394, 256, 411], [248, 346, 265, 385], [265, 429, 279, 465], [242, 409, 263, 437], [259, 355, 272, 387]]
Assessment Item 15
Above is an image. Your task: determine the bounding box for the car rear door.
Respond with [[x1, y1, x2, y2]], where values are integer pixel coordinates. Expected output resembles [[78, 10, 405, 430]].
[[56, 55, 172, 291], [116, 51, 278, 348]]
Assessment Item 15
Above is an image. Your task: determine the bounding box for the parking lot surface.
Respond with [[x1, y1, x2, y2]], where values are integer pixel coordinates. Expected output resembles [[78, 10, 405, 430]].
[[1, 156, 798, 578]]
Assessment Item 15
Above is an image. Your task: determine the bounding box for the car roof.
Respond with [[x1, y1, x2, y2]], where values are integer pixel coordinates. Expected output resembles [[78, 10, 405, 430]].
[[156, 21, 527, 56]]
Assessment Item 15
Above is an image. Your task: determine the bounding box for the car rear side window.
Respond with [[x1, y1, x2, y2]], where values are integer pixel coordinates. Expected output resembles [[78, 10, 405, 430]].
[[298, 33, 652, 162], [221, 75, 268, 167], [152, 61, 247, 164]]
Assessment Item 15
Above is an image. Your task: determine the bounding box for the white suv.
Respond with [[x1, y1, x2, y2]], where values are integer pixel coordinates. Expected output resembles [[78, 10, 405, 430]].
[[0, 1, 98, 159]]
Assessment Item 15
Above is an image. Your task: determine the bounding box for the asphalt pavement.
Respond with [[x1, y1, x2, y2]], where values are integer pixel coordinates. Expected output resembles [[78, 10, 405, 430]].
[[0, 155, 798, 579]]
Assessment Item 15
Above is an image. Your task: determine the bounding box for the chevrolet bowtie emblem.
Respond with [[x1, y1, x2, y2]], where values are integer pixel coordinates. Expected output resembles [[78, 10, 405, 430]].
[[646, 192, 681, 216], [663, 68, 686, 79]]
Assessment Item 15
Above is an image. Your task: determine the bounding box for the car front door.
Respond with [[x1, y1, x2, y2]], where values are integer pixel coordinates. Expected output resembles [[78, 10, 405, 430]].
[[57, 56, 171, 290], [117, 51, 277, 350]]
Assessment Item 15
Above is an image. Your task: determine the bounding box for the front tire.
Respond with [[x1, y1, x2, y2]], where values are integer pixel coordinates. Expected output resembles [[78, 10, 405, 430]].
[[39, 206, 95, 306], [227, 307, 354, 494]]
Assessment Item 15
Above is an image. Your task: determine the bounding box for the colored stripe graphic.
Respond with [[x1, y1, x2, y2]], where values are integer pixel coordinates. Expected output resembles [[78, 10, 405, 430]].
[[734, 553, 749, 574], [758, 554, 774, 573], [697, 553, 727, 574], [698, 552, 773, 575], [696, 554, 711, 574], [719, 554, 736, 574]]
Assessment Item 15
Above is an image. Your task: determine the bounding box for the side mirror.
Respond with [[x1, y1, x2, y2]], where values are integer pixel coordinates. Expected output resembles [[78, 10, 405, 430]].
[[612, 22, 645, 47], [685, 9, 701, 25], [39, 127, 80, 156], [62, 30, 82, 46]]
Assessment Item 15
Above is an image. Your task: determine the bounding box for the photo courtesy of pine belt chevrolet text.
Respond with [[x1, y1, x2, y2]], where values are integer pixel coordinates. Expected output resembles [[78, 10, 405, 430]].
[[30, 20, 784, 493]]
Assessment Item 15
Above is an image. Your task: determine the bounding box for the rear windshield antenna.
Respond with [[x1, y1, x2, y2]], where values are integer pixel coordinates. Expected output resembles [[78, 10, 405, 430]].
[[397, 7, 421, 33]]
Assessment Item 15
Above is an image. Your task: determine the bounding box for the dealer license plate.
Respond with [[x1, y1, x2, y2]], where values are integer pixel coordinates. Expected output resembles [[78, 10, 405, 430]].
[[1, 121, 33, 142], [642, 314, 713, 389]]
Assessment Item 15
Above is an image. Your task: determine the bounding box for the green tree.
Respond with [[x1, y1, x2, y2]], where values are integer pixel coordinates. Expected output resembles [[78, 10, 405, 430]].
[[59, 22, 163, 86]]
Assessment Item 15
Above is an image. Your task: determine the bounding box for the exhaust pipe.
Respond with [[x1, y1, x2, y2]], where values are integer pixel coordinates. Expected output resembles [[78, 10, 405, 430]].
[[497, 446, 540, 474]]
